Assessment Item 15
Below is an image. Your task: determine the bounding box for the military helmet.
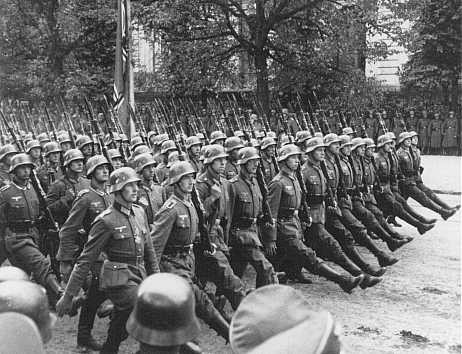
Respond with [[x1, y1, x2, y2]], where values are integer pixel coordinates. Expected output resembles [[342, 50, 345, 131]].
[[324, 133, 341, 146], [210, 131, 226, 144], [104, 132, 121, 146], [203, 144, 228, 164], [9, 153, 35, 173], [376, 134, 394, 148], [107, 148, 123, 160], [134, 153, 156, 173], [37, 133, 50, 144], [364, 138, 376, 149], [0, 312, 45, 354], [156, 133, 169, 146], [342, 127, 354, 135], [63, 149, 84, 166], [280, 134, 294, 146], [25, 140, 41, 153], [168, 161, 196, 185], [277, 144, 302, 162], [238, 147, 260, 165], [0, 144, 18, 161], [260, 137, 277, 151], [408, 131, 418, 139], [0, 266, 29, 283], [43, 142, 61, 156], [338, 135, 352, 148], [109, 167, 140, 193], [385, 131, 396, 140], [185, 136, 202, 149], [130, 136, 144, 151], [397, 132, 412, 145], [167, 151, 180, 168], [351, 137, 366, 151], [295, 130, 312, 144], [0, 280, 56, 344], [147, 131, 156, 141], [234, 130, 245, 138], [196, 132, 205, 140], [133, 145, 151, 157], [126, 273, 200, 347], [266, 131, 277, 139], [224, 136, 244, 153], [86, 155, 109, 177], [76, 135, 93, 150], [120, 133, 129, 143], [305, 137, 326, 153], [160, 140, 177, 155], [58, 133, 72, 144], [255, 131, 266, 139]]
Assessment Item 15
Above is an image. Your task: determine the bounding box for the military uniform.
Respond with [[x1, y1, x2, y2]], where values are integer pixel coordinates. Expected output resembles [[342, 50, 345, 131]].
[[65, 201, 159, 353], [416, 115, 430, 153], [155, 162, 169, 184], [0, 165, 11, 188], [227, 171, 278, 287], [136, 180, 163, 226], [365, 114, 377, 140], [187, 155, 203, 174], [442, 116, 458, 154], [36, 163, 63, 193], [428, 116, 442, 154], [224, 159, 239, 180], [260, 156, 277, 184]]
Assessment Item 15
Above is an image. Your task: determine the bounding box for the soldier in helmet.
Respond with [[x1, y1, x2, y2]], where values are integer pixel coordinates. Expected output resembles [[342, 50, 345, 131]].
[[58, 133, 73, 153], [185, 135, 203, 173], [260, 137, 278, 184], [210, 130, 227, 146], [127, 273, 201, 354], [76, 135, 94, 164], [156, 140, 178, 184], [224, 136, 244, 180], [0, 265, 29, 282], [56, 167, 160, 353], [151, 161, 230, 341], [58, 155, 113, 350], [195, 144, 247, 310], [107, 148, 125, 170], [0, 153, 63, 304], [26, 140, 43, 168], [0, 144, 18, 187], [227, 147, 279, 288], [0, 312, 45, 354], [442, 111, 458, 155], [134, 153, 163, 227], [36, 141, 63, 193], [152, 133, 169, 165]]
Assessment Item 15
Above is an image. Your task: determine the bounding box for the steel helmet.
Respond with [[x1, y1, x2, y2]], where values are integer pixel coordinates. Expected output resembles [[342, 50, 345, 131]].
[[43, 142, 61, 156], [0, 312, 45, 354], [104, 132, 121, 146], [324, 133, 341, 146], [0, 144, 18, 161], [133, 145, 151, 157], [255, 131, 265, 139], [210, 131, 226, 144], [351, 137, 366, 151], [76, 135, 93, 150], [120, 133, 129, 143], [295, 130, 312, 144], [147, 131, 156, 141], [160, 140, 177, 155], [364, 138, 376, 149], [237, 147, 260, 165], [203, 144, 228, 164], [397, 131, 412, 145], [25, 140, 41, 153], [338, 135, 353, 148], [62, 149, 84, 166], [224, 137, 244, 153], [234, 130, 245, 138], [134, 153, 156, 173], [107, 148, 123, 160], [58, 133, 72, 144], [86, 155, 109, 177], [0, 266, 29, 283], [385, 131, 396, 140], [196, 132, 205, 140], [126, 273, 200, 347], [260, 137, 276, 151], [168, 161, 196, 185], [9, 153, 35, 172], [277, 144, 302, 162], [167, 151, 180, 168], [342, 127, 354, 135], [305, 137, 326, 153], [280, 134, 294, 146], [267, 131, 277, 139], [130, 136, 144, 151], [0, 280, 55, 343], [109, 167, 140, 193], [185, 136, 202, 150], [376, 134, 393, 148], [408, 131, 418, 139], [156, 133, 169, 146], [37, 133, 50, 144]]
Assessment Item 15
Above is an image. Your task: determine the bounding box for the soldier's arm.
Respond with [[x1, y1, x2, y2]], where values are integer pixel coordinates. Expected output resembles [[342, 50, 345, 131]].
[[195, 181, 218, 218], [141, 211, 160, 274], [0, 190, 8, 237], [267, 179, 282, 220], [150, 204, 177, 260], [57, 193, 90, 263], [64, 217, 112, 297], [46, 180, 72, 217]]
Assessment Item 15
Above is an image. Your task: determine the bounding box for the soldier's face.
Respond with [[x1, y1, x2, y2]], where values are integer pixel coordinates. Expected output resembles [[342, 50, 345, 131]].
[[341, 146, 351, 156], [112, 158, 124, 170], [94, 165, 110, 182], [356, 145, 365, 156], [285, 155, 300, 171], [69, 159, 84, 174], [142, 165, 156, 181], [61, 142, 72, 152], [264, 146, 275, 157], [121, 181, 139, 202], [215, 139, 225, 146], [49, 152, 60, 164], [403, 139, 412, 148], [190, 145, 201, 157], [365, 147, 375, 157], [81, 145, 93, 156], [211, 157, 226, 175], [411, 136, 418, 145], [178, 173, 195, 193], [15, 165, 31, 179], [245, 159, 260, 175], [30, 148, 41, 160], [230, 149, 240, 160], [311, 147, 325, 161]]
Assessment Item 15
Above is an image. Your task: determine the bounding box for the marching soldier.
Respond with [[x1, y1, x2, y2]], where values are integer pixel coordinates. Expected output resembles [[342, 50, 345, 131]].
[[210, 130, 227, 146], [260, 137, 278, 184], [36, 141, 63, 193], [156, 140, 178, 184], [429, 112, 443, 154], [56, 167, 160, 353], [0, 144, 18, 187], [37, 132, 51, 148], [150, 161, 230, 341], [107, 148, 125, 170], [185, 135, 203, 173], [26, 140, 43, 168], [76, 135, 94, 164], [58, 133, 73, 153], [0, 153, 63, 304], [224, 136, 244, 180], [57, 155, 113, 351]]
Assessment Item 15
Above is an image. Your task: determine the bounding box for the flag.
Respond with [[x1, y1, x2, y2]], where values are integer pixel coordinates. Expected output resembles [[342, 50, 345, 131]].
[[113, 0, 135, 138]]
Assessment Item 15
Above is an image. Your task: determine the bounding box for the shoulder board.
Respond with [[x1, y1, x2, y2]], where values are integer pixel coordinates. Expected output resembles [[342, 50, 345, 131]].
[[164, 198, 177, 209], [196, 173, 208, 183], [132, 204, 143, 210], [0, 184, 11, 192], [76, 189, 90, 199], [94, 208, 112, 221]]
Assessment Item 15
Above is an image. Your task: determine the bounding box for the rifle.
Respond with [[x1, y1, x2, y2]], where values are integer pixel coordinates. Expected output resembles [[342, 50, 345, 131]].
[[58, 98, 77, 148]]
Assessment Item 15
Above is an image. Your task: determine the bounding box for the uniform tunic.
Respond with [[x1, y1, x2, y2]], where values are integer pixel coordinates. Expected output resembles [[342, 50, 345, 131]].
[[136, 180, 163, 226]]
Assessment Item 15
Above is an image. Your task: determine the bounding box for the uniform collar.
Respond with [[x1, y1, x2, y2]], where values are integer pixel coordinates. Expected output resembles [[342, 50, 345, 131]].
[[113, 200, 134, 216], [206, 167, 221, 184], [280, 167, 295, 180], [306, 156, 321, 168], [12, 179, 31, 190], [90, 180, 108, 196]]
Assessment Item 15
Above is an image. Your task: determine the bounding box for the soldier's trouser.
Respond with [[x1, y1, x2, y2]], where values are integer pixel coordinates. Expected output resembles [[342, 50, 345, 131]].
[[229, 246, 278, 288], [365, 202, 400, 237], [417, 182, 452, 210], [0, 239, 7, 266], [77, 272, 107, 339], [277, 237, 323, 276], [197, 250, 246, 310], [352, 200, 395, 243], [5, 231, 53, 286], [101, 284, 138, 353], [400, 183, 445, 214], [376, 190, 427, 227]]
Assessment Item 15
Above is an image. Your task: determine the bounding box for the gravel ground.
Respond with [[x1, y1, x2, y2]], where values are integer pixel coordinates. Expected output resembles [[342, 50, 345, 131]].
[[45, 157, 461, 354]]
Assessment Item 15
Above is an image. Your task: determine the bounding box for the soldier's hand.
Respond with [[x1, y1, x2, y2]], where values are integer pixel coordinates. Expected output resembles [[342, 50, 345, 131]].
[[60, 262, 73, 283], [264, 241, 277, 257], [56, 293, 73, 317]]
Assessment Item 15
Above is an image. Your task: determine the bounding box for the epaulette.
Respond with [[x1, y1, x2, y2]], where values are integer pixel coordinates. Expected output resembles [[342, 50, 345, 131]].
[[76, 189, 90, 199], [196, 173, 207, 183], [164, 198, 177, 209], [94, 208, 112, 221], [0, 184, 11, 192], [132, 203, 143, 210]]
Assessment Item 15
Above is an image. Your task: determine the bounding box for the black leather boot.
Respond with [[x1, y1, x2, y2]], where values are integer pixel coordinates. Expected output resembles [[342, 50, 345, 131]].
[[377, 251, 399, 267], [360, 274, 383, 289], [316, 263, 364, 293], [345, 247, 386, 277], [207, 309, 230, 342]]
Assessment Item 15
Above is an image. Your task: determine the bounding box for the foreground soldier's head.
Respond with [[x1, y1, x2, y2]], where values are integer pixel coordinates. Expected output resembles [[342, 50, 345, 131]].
[[0, 312, 45, 354], [86, 154, 110, 183], [9, 153, 35, 181], [168, 161, 196, 195], [376, 135, 393, 153], [306, 137, 326, 162], [237, 147, 260, 176], [109, 167, 141, 204], [230, 285, 343, 354], [203, 144, 228, 176], [277, 144, 301, 172], [126, 273, 200, 353]]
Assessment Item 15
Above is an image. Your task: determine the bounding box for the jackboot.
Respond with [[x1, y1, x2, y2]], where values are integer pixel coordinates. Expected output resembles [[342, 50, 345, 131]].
[[316, 263, 364, 293], [427, 190, 453, 210], [404, 204, 437, 224], [180, 341, 203, 354], [360, 274, 383, 289], [207, 309, 230, 342], [399, 209, 435, 234], [373, 225, 408, 251], [377, 250, 399, 267], [441, 208, 456, 221], [381, 221, 413, 242], [336, 253, 366, 277], [387, 216, 402, 227], [356, 232, 399, 267], [288, 271, 313, 284], [45, 274, 63, 309], [345, 247, 386, 277]]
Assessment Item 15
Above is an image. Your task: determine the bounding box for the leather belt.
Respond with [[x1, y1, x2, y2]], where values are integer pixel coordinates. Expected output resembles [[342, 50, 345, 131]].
[[234, 217, 257, 228], [164, 244, 194, 255], [109, 255, 144, 266]]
